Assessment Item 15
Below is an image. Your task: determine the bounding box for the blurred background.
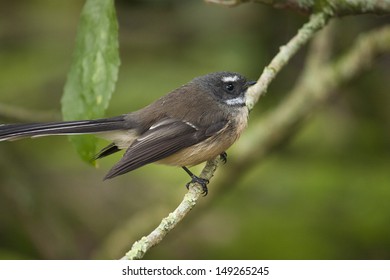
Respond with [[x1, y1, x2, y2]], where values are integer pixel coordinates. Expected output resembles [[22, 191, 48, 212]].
[[0, 0, 390, 259]]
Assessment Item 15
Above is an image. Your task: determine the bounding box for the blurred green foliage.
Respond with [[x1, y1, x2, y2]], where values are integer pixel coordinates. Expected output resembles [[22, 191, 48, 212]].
[[0, 0, 389, 259], [62, 0, 120, 163]]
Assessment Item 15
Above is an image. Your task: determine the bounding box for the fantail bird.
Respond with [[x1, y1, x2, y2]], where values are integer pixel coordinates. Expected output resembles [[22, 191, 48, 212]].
[[0, 72, 256, 195]]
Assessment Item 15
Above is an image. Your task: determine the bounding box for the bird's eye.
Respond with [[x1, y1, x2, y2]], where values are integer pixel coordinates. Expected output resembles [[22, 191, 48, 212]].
[[225, 83, 234, 92]]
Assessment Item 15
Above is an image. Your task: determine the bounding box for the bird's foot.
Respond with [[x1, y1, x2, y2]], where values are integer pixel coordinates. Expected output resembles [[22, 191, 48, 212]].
[[182, 166, 210, 196], [186, 175, 209, 196]]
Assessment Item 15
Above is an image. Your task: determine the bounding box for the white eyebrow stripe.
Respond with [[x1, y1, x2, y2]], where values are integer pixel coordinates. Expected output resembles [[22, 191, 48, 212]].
[[222, 75, 239, 83], [224, 96, 245, 106]]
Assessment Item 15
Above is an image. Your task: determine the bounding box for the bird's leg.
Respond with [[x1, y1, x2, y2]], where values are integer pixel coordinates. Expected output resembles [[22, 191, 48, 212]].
[[182, 166, 209, 196], [220, 152, 227, 164]]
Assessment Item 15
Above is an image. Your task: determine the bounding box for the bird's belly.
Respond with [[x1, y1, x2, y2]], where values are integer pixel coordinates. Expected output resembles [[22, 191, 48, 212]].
[[158, 136, 230, 167]]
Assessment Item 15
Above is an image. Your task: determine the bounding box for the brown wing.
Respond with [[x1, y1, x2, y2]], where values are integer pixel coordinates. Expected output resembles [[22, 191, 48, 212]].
[[104, 118, 227, 179]]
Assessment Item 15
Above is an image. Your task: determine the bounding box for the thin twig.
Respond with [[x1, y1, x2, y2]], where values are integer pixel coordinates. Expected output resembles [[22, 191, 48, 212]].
[[214, 25, 390, 192], [245, 12, 330, 110], [121, 157, 222, 260]]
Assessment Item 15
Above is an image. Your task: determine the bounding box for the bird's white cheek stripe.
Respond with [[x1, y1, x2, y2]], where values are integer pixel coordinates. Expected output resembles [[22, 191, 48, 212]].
[[224, 96, 245, 106]]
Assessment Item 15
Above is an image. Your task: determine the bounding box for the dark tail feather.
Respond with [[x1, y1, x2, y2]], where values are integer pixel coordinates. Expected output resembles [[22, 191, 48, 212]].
[[0, 115, 127, 141], [94, 143, 121, 159]]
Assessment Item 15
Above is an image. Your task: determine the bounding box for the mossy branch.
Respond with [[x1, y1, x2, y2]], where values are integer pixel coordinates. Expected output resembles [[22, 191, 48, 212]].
[[210, 25, 390, 197], [120, 157, 223, 260], [245, 12, 330, 110]]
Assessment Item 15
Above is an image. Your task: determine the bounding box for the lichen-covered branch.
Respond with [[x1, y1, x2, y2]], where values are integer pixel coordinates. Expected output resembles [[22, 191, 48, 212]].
[[245, 12, 330, 110], [214, 25, 390, 192], [121, 157, 222, 260], [205, 0, 390, 16]]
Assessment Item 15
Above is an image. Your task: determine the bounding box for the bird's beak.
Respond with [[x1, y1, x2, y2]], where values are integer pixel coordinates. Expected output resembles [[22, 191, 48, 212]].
[[246, 80, 257, 88]]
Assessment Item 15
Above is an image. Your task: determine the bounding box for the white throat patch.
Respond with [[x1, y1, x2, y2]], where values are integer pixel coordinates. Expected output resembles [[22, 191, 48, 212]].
[[224, 96, 245, 106], [221, 75, 239, 83]]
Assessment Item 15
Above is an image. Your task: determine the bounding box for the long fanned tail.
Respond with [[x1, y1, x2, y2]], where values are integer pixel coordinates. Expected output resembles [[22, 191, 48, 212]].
[[0, 115, 127, 141]]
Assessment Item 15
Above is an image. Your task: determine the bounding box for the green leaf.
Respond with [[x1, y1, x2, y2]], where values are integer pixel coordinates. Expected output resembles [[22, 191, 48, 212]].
[[61, 0, 120, 164]]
